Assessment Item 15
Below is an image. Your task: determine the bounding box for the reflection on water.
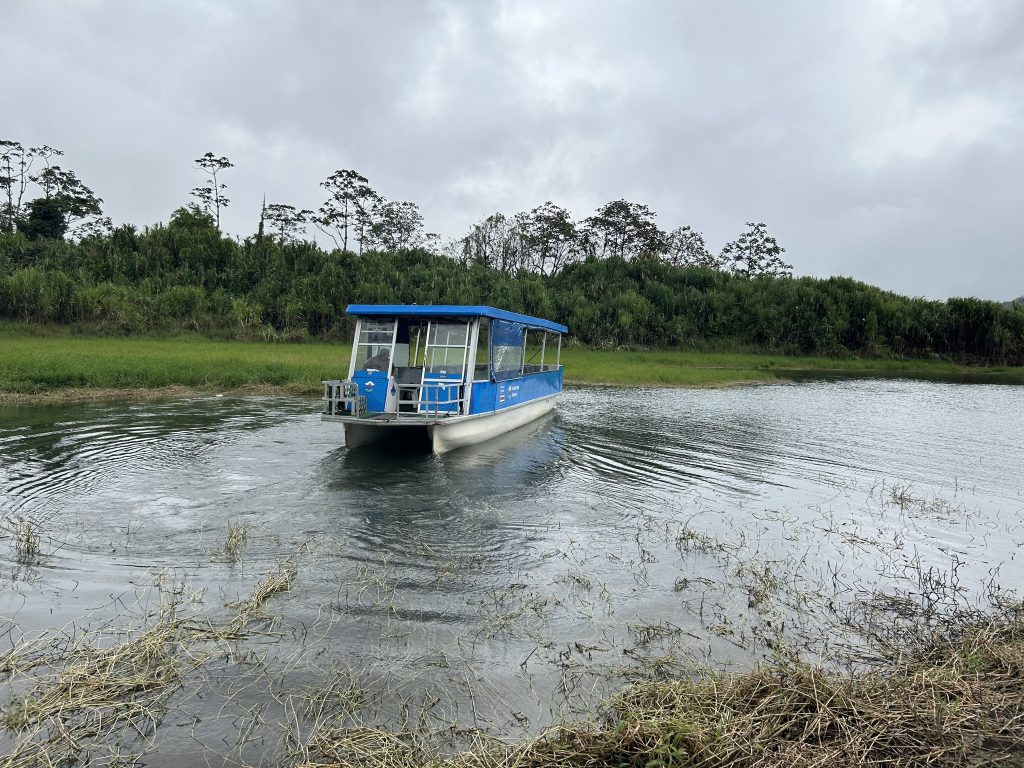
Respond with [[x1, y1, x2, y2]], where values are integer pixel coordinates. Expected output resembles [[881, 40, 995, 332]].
[[1, 380, 1022, 765]]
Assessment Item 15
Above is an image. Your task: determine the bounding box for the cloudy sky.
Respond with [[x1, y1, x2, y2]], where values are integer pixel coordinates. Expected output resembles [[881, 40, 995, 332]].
[[4, 0, 1021, 299]]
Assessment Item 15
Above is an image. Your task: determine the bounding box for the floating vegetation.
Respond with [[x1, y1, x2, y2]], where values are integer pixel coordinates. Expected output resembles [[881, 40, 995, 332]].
[[0, 560, 297, 767], [223, 519, 248, 562], [282, 598, 1024, 768]]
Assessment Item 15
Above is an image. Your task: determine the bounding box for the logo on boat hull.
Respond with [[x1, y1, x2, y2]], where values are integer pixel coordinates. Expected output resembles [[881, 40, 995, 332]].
[[497, 383, 519, 406]]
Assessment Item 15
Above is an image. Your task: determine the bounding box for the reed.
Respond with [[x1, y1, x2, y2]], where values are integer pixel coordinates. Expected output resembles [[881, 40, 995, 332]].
[[223, 519, 248, 563], [8, 518, 41, 566]]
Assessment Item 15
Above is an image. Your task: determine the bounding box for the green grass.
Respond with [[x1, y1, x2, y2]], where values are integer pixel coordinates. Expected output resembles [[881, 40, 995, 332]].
[[560, 347, 1024, 387], [0, 329, 1021, 401], [0, 333, 348, 395]]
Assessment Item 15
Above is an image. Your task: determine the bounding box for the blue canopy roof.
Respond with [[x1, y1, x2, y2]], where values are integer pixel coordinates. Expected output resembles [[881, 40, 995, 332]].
[[346, 304, 567, 334]]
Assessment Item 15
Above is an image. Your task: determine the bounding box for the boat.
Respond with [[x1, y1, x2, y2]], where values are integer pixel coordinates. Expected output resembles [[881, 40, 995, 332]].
[[321, 304, 567, 453]]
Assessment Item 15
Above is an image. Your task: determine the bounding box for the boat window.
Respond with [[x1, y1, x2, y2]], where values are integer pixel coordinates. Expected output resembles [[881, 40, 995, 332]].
[[523, 329, 546, 374], [354, 319, 396, 372], [474, 319, 490, 381], [424, 322, 469, 374], [491, 320, 525, 381], [392, 320, 413, 367]]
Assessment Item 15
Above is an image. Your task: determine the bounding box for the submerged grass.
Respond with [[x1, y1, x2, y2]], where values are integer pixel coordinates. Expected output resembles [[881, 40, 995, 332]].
[[223, 520, 248, 563], [8, 518, 41, 566], [293, 602, 1024, 768], [1, 328, 1020, 402], [0, 560, 297, 767]]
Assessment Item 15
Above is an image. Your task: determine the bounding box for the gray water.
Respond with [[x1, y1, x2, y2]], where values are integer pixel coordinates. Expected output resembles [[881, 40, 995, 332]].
[[1, 380, 1022, 765]]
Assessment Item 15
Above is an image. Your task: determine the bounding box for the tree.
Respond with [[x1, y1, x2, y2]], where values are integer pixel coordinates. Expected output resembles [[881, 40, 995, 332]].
[[457, 212, 528, 273], [312, 169, 379, 252], [581, 200, 666, 260], [264, 203, 311, 241], [367, 200, 424, 251], [190, 152, 233, 231], [720, 222, 792, 278], [664, 225, 723, 269], [31, 165, 104, 235], [0, 140, 63, 233], [519, 202, 580, 275], [21, 197, 67, 240]]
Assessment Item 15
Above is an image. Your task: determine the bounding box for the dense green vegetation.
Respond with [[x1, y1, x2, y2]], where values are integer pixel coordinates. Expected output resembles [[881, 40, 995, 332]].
[[1, 210, 1022, 365], [2, 140, 1022, 368]]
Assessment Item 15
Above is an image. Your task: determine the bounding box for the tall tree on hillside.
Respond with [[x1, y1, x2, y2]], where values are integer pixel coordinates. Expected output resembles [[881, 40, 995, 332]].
[[368, 200, 425, 251], [720, 222, 792, 278], [664, 225, 723, 269], [458, 212, 529, 273], [520, 201, 579, 275], [581, 199, 667, 260], [0, 140, 63, 232], [313, 169, 379, 252], [0, 141, 107, 239], [264, 203, 311, 241], [190, 152, 233, 231], [31, 165, 104, 234], [21, 197, 67, 240]]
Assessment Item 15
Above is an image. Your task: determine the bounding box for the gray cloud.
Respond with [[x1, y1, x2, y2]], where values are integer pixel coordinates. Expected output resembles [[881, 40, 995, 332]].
[[3, 0, 1021, 299]]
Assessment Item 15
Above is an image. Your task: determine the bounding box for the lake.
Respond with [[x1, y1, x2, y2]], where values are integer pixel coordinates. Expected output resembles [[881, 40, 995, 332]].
[[1, 379, 1022, 765]]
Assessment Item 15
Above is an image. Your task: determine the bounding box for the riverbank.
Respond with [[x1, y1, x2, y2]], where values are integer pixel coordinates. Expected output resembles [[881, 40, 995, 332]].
[[1, 331, 1021, 404]]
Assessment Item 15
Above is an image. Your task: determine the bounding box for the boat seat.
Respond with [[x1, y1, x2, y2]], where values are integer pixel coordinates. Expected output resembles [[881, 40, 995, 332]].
[[393, 366, 422, 385]]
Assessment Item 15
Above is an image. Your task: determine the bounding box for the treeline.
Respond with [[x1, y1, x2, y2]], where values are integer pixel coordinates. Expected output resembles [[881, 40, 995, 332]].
[[2, 140, 792, 279], [1, 209, 1022, 364], [2, 139, 1022, 364]]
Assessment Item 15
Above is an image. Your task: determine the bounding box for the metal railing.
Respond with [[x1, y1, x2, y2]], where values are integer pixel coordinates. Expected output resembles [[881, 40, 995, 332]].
[[322, 379, 465, 419], [322, 380, 366, 416], [404, 379, 465, 418]]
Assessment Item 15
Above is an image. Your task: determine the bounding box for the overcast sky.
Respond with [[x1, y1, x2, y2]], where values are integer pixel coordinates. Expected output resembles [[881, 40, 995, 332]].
[[4, 0, 1022, 300]]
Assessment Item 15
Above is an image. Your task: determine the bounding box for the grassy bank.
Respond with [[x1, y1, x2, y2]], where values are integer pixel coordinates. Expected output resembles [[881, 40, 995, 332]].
[[1, 330, 1022, 403]]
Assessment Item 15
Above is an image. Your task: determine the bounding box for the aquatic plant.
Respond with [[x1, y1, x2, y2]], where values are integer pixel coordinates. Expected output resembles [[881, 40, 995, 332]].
[[9, 517, 41, 566], [223, 519, 248, 563], [0, 560, 297, 767]]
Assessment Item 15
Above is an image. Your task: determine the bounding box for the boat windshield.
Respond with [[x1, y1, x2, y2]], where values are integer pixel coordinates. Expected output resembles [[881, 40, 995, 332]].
[[354, 319, 395, 372], [424, 322, 469, 374]]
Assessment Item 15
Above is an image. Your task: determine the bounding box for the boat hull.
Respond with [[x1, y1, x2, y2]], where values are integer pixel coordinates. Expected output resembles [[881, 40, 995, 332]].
[[338, 394, 559, 454]]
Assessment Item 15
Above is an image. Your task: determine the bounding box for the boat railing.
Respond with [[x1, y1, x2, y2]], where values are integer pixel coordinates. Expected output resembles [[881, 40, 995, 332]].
[[322, 378, 466, 419], [322, 380, 367, 416], [397, 379, 465, 418]]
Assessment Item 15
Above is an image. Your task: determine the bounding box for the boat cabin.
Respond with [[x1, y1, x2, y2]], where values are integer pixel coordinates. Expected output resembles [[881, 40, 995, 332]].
[[323, 305, 566, 430]]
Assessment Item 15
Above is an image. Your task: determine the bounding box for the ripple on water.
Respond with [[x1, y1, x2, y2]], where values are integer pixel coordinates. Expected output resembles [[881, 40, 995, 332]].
[[0, 381, 1022, 763]]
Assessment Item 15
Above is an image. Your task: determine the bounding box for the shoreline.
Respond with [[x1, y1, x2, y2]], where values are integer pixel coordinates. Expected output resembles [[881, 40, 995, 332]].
[[1, 366, 1016, 406], [0, 383, 313, 407], [2, 332, 1021, 406]]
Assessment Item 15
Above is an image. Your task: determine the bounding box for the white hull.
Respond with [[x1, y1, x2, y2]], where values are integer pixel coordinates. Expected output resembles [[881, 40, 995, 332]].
[[339, 394, 559, 454], [429, 395, 557, 453]]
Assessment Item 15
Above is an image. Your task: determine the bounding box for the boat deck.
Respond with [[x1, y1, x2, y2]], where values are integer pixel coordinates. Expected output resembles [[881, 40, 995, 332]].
[[321, 411, 453, 426]]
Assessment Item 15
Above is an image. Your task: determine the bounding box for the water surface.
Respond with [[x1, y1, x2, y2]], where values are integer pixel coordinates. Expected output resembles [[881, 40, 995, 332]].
[[1, 380, 1022, 765]]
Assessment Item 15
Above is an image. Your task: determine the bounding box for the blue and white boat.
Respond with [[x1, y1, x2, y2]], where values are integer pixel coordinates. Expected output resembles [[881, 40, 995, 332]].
[[322, 304, 567, 453]]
